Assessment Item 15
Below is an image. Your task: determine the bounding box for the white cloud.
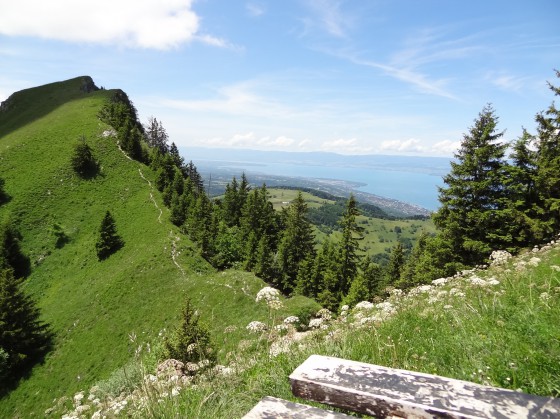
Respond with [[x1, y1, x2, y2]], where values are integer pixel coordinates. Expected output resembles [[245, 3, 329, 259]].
[[201, 133, 296, 149], [379, 138, 426, 153], [430, 139, 460, 155], [320, 138, 374, 154], [0, 0, 224, 50]]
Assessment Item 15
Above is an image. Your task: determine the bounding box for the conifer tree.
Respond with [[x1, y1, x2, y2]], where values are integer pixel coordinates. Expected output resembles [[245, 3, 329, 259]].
[[385, 241, 405, 287], [277, 191, 316, 293], [144, 116, 169, 154], [433, 104, 510, 265], [185, 161, 204, 193], [71, 136, 98, 177], [95, 211, 124, 260], [164, 298, 215, 367], [533, 70, 560, 236], [0, 268, 52, 386], [336, 195, 363, 295], [221, 177, 241, 227], [343, 259, 382, 307]]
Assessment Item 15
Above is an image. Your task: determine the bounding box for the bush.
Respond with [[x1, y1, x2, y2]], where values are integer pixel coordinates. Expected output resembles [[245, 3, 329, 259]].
[[71, 136, 98, 178], [164, 298, 215, 369]]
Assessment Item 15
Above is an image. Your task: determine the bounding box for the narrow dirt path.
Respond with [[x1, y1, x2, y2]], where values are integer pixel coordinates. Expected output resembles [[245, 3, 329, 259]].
[[138, 168, 163, 224]]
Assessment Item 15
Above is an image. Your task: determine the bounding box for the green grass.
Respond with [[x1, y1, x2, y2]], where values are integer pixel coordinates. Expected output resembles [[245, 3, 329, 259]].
[[51, 242, 559, 418], [0, 77, 317, 417]]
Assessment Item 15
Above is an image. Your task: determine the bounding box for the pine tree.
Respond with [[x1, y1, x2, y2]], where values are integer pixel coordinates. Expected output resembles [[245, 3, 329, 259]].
[[119, 118, 143, 160], [336, 195, 363, 295], [71, 136, 98, 177], [384, 241, 405, 287], [185, 161, 204, 193], [144, 116, 169, 153], [343, 258, 382, 307], [433, 104, 510, 265], [534, 70, 560, 237], [164, 298, 215, 367], [95, 211, 124, 260], [277, 191, 316, 293], [0, 268, 52, 387]]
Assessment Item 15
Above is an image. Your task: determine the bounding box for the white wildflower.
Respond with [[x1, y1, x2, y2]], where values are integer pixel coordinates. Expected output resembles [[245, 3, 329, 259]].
[[171, 387, 181, 397], [340, 305, 349, 312], [308, 318, 323, 328], [246, 321, 267, 333], [283, 316, 300, 324], [390, 288, 404, 297], [73, 392, 84, 406], [316, 308, 332, 320], [432, 277, 449, 286], [550, 265, 560, 272], [354, 301, 374, 310], [486, 277, 500, 286], [528, 257, 541, 267], [256, 286, 280, 303], [467, 275, 487, 286], [185, 362, 199, 372], [443, 305, 453, 310], [449, 288, 465, 298], [186, 343, 198, 353], [489, 250, 512, 266]]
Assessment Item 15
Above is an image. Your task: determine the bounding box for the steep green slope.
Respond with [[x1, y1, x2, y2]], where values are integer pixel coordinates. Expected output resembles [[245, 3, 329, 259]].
[[0, 77, 315, 417]]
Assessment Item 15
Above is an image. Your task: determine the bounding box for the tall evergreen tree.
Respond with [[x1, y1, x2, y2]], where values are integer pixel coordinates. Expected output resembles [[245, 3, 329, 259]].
[[336, 195, 363, 295], [384, 241, 405, 287], [433, 104, 510, 265], [533, 70, 560, 237], [277, 191, 316, 293], [0, 268, 52, 388], [144, 116, 169, 153], [95, 211, 124, 260]]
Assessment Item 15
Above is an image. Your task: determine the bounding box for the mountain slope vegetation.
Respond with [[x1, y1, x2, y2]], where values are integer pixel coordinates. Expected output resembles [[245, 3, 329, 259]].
[[0, 77, 316, 417]]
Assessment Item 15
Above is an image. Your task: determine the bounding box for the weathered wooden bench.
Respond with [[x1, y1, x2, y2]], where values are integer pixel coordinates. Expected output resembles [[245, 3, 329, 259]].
[[244, 354, 560, 418]]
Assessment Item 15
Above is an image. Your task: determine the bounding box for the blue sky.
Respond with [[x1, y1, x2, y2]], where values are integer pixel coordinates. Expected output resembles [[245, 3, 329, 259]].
[[1, 0, 559, 156]]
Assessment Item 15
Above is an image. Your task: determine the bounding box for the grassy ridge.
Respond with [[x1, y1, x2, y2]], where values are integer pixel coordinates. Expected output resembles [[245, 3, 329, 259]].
[[0, 77, 318, 417]]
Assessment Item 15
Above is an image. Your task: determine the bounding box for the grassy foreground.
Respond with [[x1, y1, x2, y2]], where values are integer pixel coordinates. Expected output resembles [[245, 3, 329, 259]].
[[51, 237, 560, 418]]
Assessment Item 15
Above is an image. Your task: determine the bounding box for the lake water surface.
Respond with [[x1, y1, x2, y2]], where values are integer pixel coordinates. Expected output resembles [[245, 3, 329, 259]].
[[231, 162, 445, 210]]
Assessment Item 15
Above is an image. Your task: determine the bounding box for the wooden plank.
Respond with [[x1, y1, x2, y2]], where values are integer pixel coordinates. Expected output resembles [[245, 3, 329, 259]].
[[243, 396, 352, 419], [290, 355, 560, 419]]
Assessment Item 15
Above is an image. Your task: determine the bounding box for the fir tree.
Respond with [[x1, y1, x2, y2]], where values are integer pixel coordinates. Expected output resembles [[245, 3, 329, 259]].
[[0, 268, 52, 388], [277, 191, 316, 293], [95, 211, 124, 260], [164, 298, 215, 367], [433, 104, 510, 265], [336, 195, 363, 295], [385, 241, 405, 287], [144, 116, 169, 154], [534, 70, 560, 237], [71, 136, 98, 177]]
